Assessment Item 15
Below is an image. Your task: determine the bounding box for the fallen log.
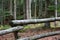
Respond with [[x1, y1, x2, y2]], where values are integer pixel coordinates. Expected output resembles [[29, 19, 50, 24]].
[[0, 26, 23, 35], [18, 31, 60, 40], [12, 17, 60, 25]]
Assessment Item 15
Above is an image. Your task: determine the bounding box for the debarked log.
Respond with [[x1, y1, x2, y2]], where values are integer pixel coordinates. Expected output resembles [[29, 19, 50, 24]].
[[0, 26, 23, 35], [12, 17, 60, 25], [18, 31, 60, 40]]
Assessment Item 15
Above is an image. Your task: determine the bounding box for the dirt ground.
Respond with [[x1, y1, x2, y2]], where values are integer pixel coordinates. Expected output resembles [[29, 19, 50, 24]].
[[0, 33, 15, 40], [0, 28, 60, 40]]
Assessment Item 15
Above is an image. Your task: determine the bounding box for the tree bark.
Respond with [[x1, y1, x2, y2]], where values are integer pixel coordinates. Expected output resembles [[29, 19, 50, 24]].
[[18, 30, 60, 40], [34, 0, 37, 19], [14, 0, 16, 20], [54, 0, 58, 27], [11, 17, 60, 25], [26, 0, 32, 19], [45, 0, 50, 28], [38, 0, 42, 18], [10, 0, 13, 15], [0, 26, 23, 35]]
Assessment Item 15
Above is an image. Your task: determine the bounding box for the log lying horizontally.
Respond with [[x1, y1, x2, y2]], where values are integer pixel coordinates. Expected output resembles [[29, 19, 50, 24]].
[[12, 17, 60, 25], [0, 26, 23, 35], [18, 31, 60, 40]]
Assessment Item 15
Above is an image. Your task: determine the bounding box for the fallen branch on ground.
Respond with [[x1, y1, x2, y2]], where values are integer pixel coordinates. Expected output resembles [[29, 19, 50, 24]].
[[18, 31, 60, 40]]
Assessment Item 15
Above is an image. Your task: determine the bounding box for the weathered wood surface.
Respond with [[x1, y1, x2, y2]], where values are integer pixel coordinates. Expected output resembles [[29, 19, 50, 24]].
[[0, 26, 23, 35], [12, 17, 60, 25], [18, 31, 60, 40]]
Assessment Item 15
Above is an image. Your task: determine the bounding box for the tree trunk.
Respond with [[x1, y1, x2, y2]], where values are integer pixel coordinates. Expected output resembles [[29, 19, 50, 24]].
[[38, 0, 42, 18], [26, 0, 32, 19], [10, 0, 13, 15], [45, 0, 50, 28], [14, 0, 16, 20], [34, 0, 37, 19], [13, 0, 18, 40], [23, 0, 26, 19], [54, 0, 58, 27], [1, 0, 4, 25]]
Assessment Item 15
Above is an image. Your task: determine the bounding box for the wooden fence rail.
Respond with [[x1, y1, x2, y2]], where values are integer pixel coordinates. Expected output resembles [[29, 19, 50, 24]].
[[0, 17, 60, 40], [0, 26, 23, 35], [18, 31, 60, 40], [12, 17, 60, 25]]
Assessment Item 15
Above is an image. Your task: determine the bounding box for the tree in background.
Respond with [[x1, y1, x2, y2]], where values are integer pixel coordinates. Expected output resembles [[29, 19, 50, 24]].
[[26, 0, 32, 19], [0, 0, 59, 28], [44, 0, 51, 28], [38, 0, 43, 18], [14, 0, 16, 20], [10, 0, 13, 15]]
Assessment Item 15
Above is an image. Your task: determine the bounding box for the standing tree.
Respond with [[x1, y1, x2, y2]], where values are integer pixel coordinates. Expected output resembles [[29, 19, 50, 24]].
[[10, 0, 13, 15], [38, 0, 43, 18], [34, 0, 37, 18], [14, 0, 16, 20], [55, 0, 58, 18], [45, 0, 50, 28], [26, 0, 32, 19], [1, 0, 4, 25], [54, 0, 58, 27], [23, 0, 26, 19], [13, 0, 18, 39]]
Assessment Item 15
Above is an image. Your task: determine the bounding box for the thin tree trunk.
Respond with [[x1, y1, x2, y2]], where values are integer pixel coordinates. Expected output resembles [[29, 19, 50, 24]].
[[45, 0, 50, 28], [45, 0, 47, 17], [10, 0, 13, 15], [34, 0, 37, 19], [14, 0, 16, 20], [13, 0, 18, 40], [26, 0, 32, 19], [55, 0, 58, 18], [38, 0, 42, 18], [1, 0, 4, 25], [54, 0, 58, 27], [23, 0, 26, 19]]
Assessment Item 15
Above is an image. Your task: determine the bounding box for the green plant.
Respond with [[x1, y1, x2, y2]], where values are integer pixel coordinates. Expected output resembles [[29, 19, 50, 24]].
[[48, 5, 55, 10], [0, 25, 11, 30]]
